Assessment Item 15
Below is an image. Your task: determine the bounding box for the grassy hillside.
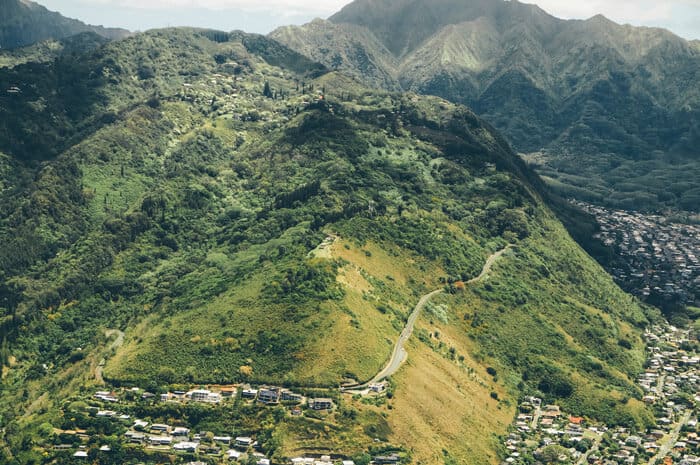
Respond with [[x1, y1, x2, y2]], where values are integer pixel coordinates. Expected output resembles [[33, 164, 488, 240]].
[[0, 28, 658, 464]]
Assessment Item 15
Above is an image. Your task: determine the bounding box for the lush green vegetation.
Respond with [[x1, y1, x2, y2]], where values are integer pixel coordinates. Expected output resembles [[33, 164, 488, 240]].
[[0, 27, 659, 464], [272, 0, 700, 213]]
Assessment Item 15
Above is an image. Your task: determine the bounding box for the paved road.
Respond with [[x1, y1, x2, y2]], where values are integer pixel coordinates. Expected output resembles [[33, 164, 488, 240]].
[[531, 406, 542, 430], [648, 410, 692, 465], [365, 288, 445, 386], [344, 245, 512, 391], [466, 245, 512, 284], [576, 434, 602, 465], [95, 329, 125, 384]]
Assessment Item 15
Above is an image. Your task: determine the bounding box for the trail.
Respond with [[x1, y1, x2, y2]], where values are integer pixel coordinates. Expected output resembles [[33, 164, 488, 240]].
[[345, 245, 512, 391], [95, 329, 124, 384]]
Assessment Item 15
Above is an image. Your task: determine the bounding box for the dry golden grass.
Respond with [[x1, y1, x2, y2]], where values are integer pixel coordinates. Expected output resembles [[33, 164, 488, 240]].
[[297, 240, 438, 383], [387, 314, 514, 465]]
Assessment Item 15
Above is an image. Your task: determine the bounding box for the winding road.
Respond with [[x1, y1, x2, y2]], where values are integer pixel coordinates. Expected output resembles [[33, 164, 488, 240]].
[[95, 329, 125, 384], [345, 245, 512, 391]]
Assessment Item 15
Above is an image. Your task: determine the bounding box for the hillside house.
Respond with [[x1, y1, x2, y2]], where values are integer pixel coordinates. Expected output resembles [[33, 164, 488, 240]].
[[242, 388, 258, 399], [258, 387, 281, 404], [214, 436, 232, 445], [309, 398, 334, 410], [281, 389, 303, 402], [174, 442, 199, 452], [235, 437, 254, 448]]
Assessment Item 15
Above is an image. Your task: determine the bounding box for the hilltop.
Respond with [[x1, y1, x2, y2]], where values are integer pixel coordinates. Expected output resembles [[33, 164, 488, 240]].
[[270, 0, 700, 213], [0, 0, 129, 49], [0, 28, 657, 464]]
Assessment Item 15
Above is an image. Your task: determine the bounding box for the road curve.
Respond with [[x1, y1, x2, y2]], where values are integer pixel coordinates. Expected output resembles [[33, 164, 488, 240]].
[[95, 329, 125, 384], [345, 245, 512, 390]]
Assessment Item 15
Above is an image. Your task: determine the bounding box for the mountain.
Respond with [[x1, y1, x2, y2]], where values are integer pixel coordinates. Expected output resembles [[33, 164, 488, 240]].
[[0, 0, 129, 49], [270, 0, 700, 213], [0, 31, 110, 68], [0, 27, 658, 464]]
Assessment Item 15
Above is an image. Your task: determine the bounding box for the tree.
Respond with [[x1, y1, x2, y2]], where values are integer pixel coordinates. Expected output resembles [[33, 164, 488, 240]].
[[263, 81, 273, 98], [539, 445, 569, 464]]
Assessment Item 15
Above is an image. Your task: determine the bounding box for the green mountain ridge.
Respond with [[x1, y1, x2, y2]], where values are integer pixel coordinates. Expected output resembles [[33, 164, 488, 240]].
[[270, 0, 700, 212], [0, 31, 111, 69], [0, 27, 659, 464], [0, 0, 129, 49]]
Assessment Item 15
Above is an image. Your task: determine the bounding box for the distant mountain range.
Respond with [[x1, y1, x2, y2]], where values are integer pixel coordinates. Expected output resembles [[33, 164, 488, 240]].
[[0, 0, 129, 49], [271, 0, 700, 212]]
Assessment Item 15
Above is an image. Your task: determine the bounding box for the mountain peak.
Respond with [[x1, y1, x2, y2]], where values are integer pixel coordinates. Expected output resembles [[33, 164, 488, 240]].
[[0, 0, 129, 49], [329, 0, 556, 57]]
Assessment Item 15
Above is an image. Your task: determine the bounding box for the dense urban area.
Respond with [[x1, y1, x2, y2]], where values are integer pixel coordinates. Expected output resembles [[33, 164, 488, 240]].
[[500, 325, 699, 465], [575, 202, 700, 308]]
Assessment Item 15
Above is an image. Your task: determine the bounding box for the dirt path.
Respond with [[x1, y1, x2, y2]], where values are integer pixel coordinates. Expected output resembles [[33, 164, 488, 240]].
[[95, 329, 125, 384], [345, 245, 512, 391]]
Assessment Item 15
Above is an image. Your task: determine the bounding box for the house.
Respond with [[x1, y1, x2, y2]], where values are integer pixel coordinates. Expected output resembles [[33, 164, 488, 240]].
[[258, 458, 271, 465], [214, 436, 232, 445], [235, 436, 254, 448], [133, 419, 149, 430], [151, 424, 171, 433], [680, 456, 700, 465], [172, 427, 190, 437], [173, 442, 199, 452], [227, 449, 243, 460], [369, 383, 387, 393], [189, 389, 222, 403], [242, 388, 258, 399], [149, 436, 173, 446], [309, 398, 334, 410], [374, 454, 400, 464], [73, 451, 88, 458], [291, 457, 315, 465], [221, 387, 237, 398], [190, 389, 210, 401], [127, 433, 145, 443], [281, 389, 303, 402], [258, 387, 281, 404]]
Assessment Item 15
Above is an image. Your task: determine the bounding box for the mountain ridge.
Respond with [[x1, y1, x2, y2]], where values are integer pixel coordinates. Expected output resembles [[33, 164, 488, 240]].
[[0, 0, 129, 49], [0, 27, 657, 464], [270, 0, 700, 212]]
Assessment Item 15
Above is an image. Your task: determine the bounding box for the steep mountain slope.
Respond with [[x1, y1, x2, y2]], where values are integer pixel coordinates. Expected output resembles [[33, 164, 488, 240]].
[[0, 31, 110, 68], [270, 0, 700, 212], [0, 0, 129, 49], [0, 28, 656, 464]]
